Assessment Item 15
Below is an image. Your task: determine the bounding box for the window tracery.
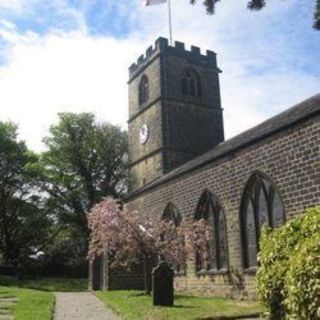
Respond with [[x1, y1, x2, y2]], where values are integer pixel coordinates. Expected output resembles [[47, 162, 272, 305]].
[[195, 190, 228, 271], [240, 172, 285, 269], [181, 69, 202, 98], [161, 203, 184, 273], [162, 202, 182, 227]]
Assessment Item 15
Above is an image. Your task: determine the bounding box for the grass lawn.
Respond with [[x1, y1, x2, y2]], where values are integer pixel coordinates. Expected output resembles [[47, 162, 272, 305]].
[[96, 290, 263, 320], [0, 276, 88, 320], [0, 285, 54, 320], [0, 275, 87, 292]]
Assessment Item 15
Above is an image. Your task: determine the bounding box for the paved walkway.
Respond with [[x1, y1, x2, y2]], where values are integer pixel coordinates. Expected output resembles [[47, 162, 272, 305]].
[[54, 292, 120, 320]]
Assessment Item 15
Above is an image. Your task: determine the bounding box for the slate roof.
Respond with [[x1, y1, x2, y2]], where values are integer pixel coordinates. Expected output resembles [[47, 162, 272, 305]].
[[126, 94, 320, 200]]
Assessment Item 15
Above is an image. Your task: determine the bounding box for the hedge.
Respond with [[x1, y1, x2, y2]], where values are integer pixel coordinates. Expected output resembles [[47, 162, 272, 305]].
[[257, 206, 320, 320]]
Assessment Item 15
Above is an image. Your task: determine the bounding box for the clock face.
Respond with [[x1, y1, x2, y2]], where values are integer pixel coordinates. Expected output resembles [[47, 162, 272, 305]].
[[139, 124, 149, 144]]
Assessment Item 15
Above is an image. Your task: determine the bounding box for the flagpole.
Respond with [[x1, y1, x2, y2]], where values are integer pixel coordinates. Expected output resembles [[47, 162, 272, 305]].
[[168, 0, 173, 45]]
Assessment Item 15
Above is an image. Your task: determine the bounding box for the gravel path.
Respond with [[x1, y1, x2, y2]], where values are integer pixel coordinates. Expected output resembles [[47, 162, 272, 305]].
[[54, 292, 120, 320]]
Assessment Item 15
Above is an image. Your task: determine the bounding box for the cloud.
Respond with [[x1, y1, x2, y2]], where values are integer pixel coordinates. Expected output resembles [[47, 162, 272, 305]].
[[0, 0, 319, 152], [0, 28, 147, 151], [0, 0, 24, 11]]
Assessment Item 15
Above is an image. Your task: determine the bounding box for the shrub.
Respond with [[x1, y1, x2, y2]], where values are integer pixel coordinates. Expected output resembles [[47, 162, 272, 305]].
[[257, 206, 320, 320], [284, 234, 320, 319]]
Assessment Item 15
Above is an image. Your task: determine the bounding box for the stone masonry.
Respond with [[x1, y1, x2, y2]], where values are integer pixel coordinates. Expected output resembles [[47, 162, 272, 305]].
[[128, 38, 224, 191], [125, 94, 320, 298], [100, 38, 320, 299]]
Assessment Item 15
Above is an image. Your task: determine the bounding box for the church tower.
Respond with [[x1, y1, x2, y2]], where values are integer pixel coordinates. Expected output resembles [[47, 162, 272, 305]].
[[128, 37, 224, 192]]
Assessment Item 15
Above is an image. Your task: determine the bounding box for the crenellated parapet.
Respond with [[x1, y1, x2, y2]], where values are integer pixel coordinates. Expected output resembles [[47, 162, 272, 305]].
[[129, 37, 218, 81]]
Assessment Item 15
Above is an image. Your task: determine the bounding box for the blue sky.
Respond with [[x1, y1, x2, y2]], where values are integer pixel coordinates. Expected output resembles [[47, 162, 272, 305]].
[[0, 0, 319, 151]]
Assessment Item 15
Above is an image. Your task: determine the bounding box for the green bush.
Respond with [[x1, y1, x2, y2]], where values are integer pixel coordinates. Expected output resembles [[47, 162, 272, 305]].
[[257, 206, 320, 320], [284, 234, 320, 319]]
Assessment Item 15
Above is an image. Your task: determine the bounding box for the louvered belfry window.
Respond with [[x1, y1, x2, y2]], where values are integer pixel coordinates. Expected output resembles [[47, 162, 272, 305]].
[[181, 68, 202, 98]]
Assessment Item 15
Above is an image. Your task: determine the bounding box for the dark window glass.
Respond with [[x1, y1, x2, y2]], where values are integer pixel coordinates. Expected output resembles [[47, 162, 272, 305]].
[[162, 202, 181, 227], [258, 186, 269, 228], [139, 75, 149, 106], [241, 172, 285, 268], [197, 80, 202, 97], [182, 77, 188, 94], [181, 69, 202, 98], [272, 192, 285, 228], [246, 200, 258, 267], [162, 203, 184, 273], [217, 210, 228, 269], [195, 190, 228, 271], [189, 79, 196, 96]]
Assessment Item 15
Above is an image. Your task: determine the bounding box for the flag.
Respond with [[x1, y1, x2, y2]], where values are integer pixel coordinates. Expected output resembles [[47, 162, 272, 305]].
[[144, 0, 166, 6]]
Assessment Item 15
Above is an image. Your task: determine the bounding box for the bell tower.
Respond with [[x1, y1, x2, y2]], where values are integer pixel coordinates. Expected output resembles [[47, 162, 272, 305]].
[[128, 37, 224, 192]]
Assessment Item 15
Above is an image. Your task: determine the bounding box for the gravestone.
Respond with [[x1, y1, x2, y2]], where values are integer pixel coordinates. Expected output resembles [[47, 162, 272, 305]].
[[152, 261, 174, 306]]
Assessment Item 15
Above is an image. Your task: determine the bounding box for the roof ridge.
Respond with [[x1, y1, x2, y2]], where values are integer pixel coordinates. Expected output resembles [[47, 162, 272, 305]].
[[126, 93, 320, 200]]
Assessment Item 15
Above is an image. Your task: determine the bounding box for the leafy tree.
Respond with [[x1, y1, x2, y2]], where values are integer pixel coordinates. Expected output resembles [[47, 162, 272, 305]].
[[0, 122, 51, 266], [191, 0, 320, 30], [315, 0, 320, 29], [40, 230, 88, 278], [40, 113, 128, 239]]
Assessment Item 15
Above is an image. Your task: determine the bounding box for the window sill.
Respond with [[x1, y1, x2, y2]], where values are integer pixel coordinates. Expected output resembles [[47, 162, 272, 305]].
[[243, 267, 257, 275], [174, 270, 186, 277], [196, 268, 229, 276]]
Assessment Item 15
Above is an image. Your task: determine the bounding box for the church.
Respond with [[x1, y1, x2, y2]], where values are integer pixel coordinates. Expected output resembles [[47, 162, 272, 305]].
[[92, 37, 320, 298]]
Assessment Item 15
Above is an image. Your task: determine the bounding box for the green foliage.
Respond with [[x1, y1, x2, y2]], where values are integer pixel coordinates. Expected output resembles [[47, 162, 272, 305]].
[[0, 276, 87, 292], [41, 233, 88, 278], [1, 115, 128, 276], [190, 0, 320, 30], [40, 112, 128, 237], [257, 206, 320, 319], [315, 0, 320, 30], [284, 234, 320, 319], [0, 121, 52, 266]]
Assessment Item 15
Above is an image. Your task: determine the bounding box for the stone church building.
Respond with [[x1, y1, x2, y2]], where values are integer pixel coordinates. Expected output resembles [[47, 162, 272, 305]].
[[91, 37, 320, 298]]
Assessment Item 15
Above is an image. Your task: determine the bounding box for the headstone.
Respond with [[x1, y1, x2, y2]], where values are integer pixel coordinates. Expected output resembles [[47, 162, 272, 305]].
[[152, 261, 174, 306]]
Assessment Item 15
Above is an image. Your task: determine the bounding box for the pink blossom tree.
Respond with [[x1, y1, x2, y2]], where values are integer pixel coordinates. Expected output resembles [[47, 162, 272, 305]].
[[88, 197, 214, 293], [88, 197, 186, 293], [187, 218, 214, 270]]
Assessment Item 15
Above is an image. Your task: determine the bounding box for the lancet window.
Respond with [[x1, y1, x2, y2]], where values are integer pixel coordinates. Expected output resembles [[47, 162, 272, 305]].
[[195, 190, 228, 271], [181, 68, 202, 98], [240, 172, 285, 269], [139, 75, 149, 106]]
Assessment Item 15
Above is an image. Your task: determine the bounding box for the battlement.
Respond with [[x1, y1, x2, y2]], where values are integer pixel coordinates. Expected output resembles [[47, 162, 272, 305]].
[[129, 37, 218, 80]]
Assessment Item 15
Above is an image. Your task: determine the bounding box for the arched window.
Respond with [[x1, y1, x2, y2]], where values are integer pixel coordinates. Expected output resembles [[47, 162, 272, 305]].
[[162, 202, 182, 227], [139, 75, 149, 106], [181, 69, 202, 98], [240, 172, 285, 269], [161, 203, 184, 273], [195, 190, 228, 271]]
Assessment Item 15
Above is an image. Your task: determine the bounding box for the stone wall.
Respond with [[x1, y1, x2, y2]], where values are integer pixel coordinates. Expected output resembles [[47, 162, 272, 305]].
[[128, 99, 164, 190], [127, 37, 224, 192], [108, 266, 144, 291], [125, 101, 320, 298]]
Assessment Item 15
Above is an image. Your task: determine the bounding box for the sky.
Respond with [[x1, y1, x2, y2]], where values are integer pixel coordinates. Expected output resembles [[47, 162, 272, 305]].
[[0, 0, 319, 151]]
